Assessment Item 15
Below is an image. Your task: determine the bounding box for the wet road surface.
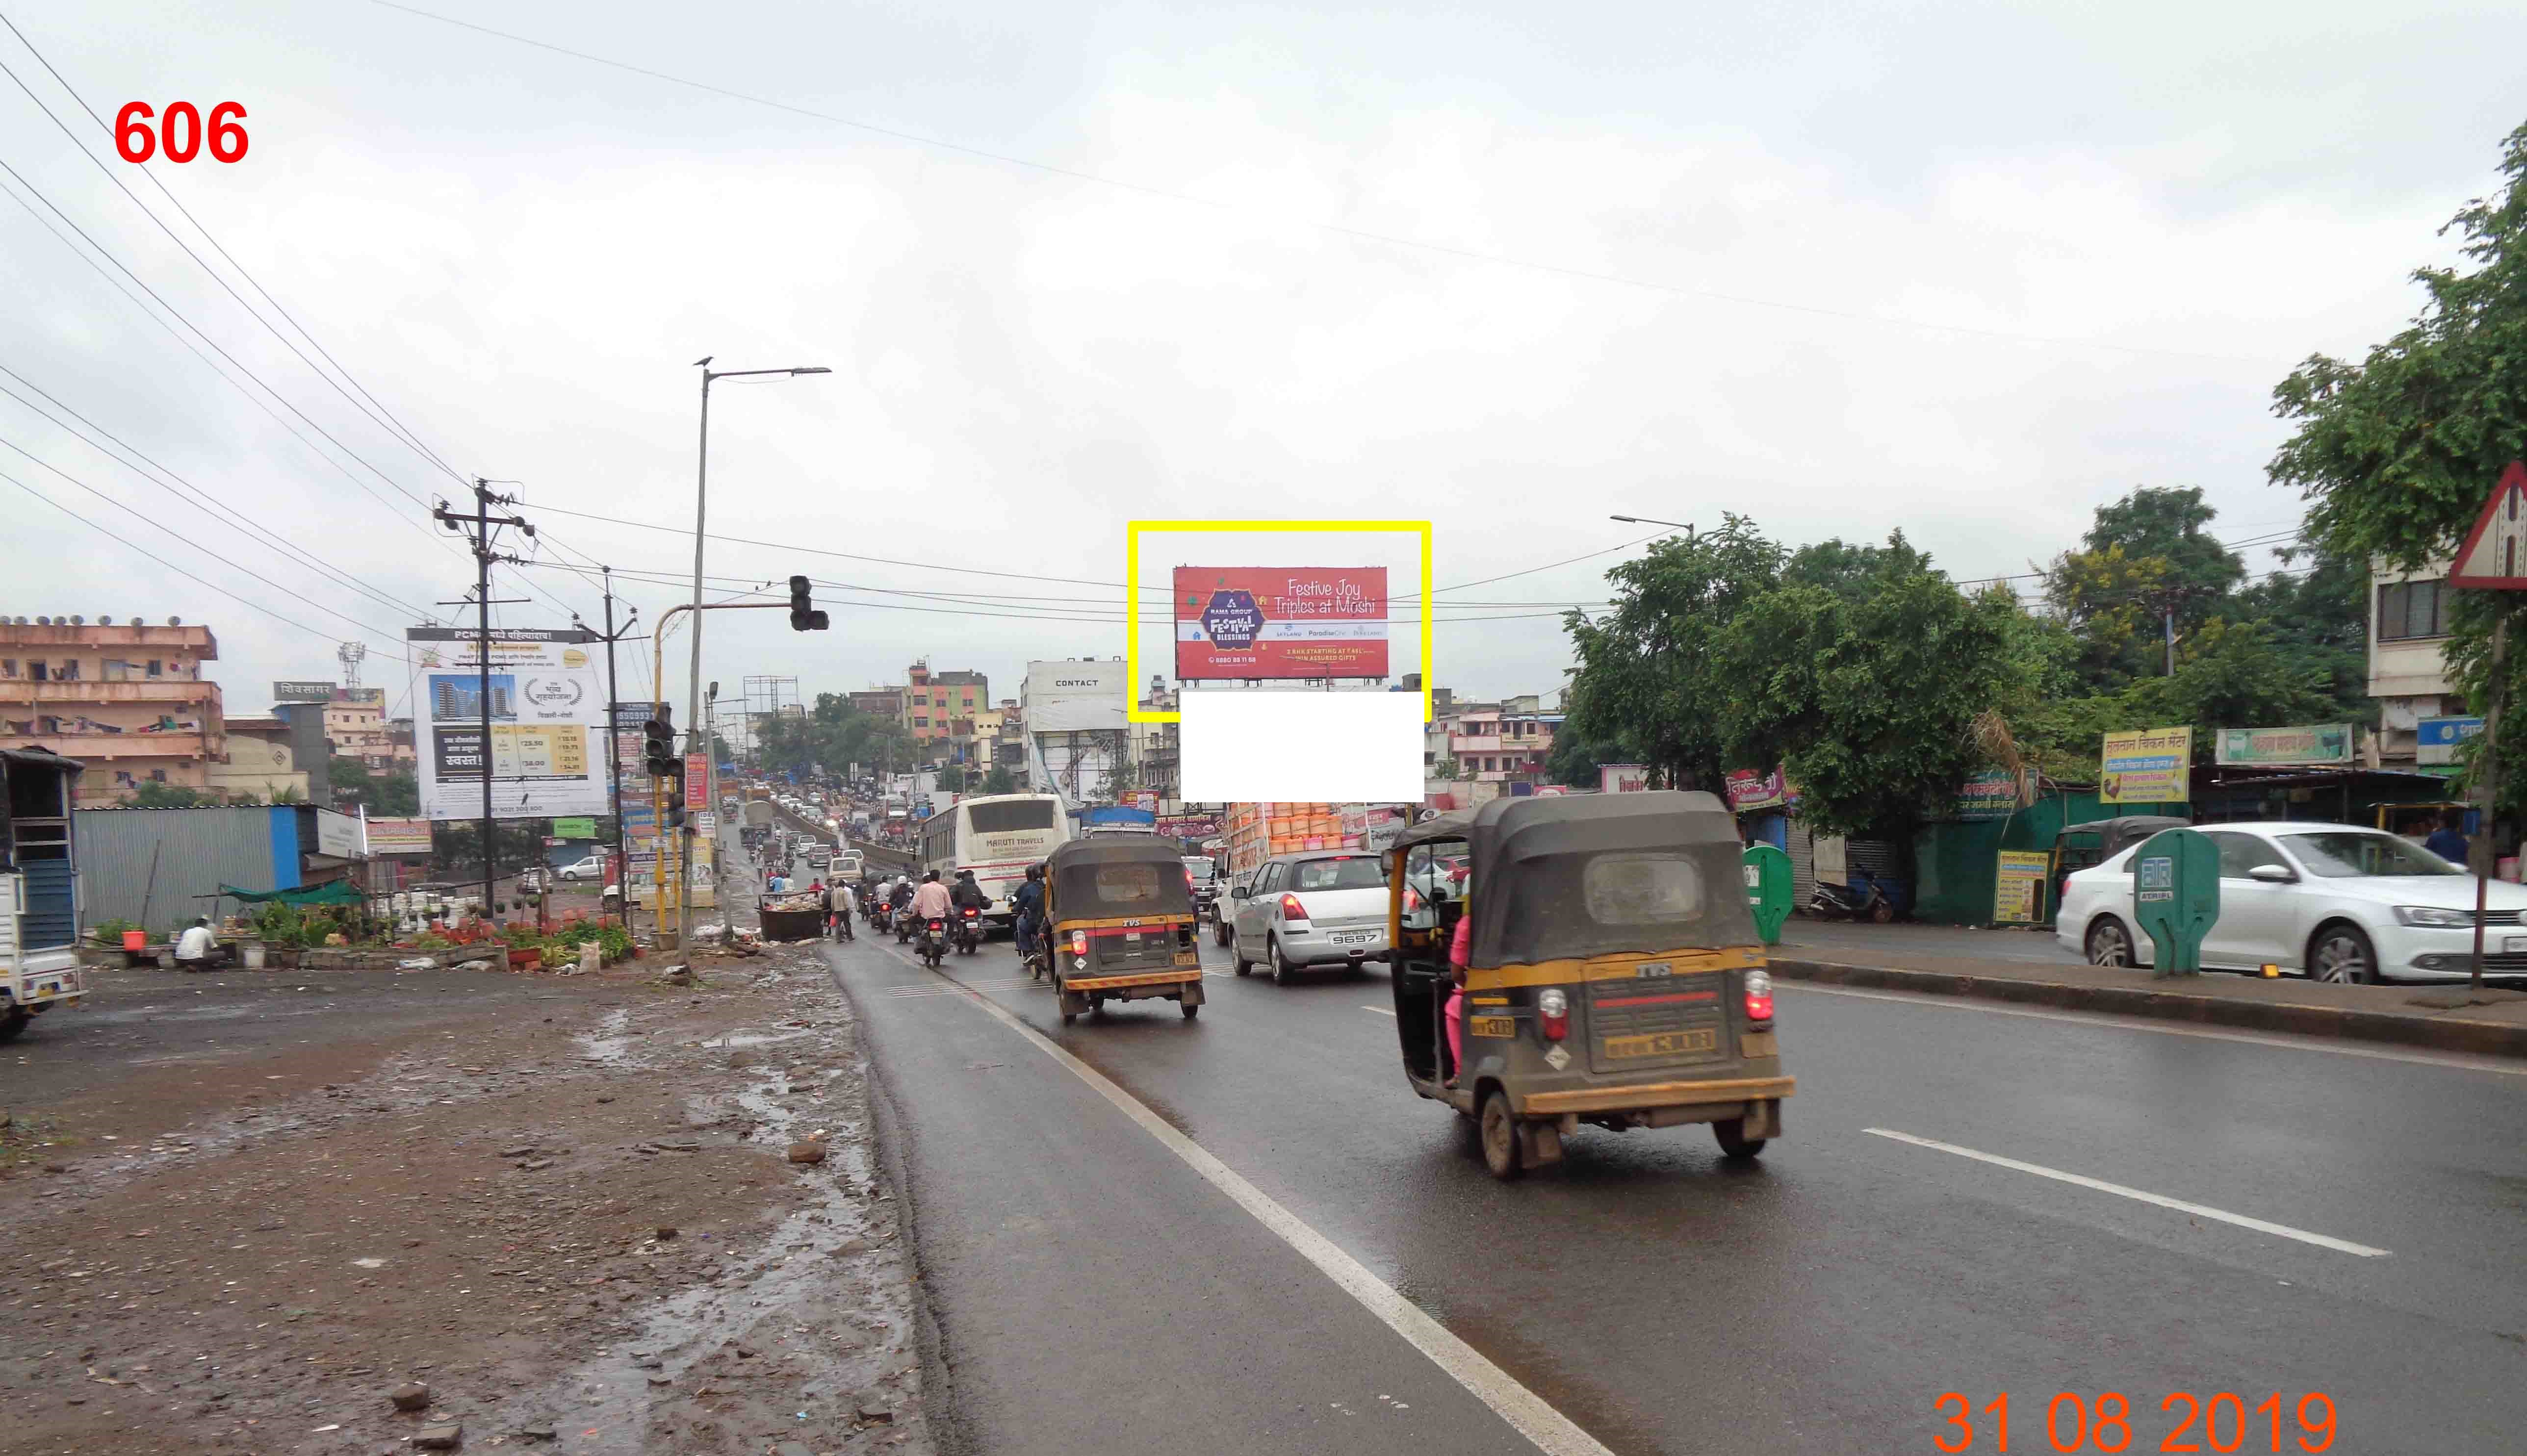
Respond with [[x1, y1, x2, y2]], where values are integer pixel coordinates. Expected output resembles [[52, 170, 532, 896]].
[[824, 920, 2527, 1454]]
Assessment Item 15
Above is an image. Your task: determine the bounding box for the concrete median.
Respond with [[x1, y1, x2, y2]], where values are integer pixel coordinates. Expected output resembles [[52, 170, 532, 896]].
[[1769, 951, 2527, 1060]]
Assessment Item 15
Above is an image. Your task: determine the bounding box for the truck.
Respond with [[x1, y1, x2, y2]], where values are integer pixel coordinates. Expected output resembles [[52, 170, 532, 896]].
[[1, 747, 87, 1042], [741, 797, 776, 851]]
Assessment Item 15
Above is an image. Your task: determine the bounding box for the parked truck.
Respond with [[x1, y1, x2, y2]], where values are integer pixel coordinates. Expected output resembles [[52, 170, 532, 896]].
[[1, 747, 87, 1042]]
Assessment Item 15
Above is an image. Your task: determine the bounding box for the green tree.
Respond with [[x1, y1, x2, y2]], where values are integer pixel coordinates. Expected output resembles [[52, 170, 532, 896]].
[[2270, 121, 2527, 803], [2042, 487, 2246, 690], [1560, 516, 1787, 790], [128, 781, 209, 808], [978, 766, 1019, 795], [329, 757, 419, 816], [1714, 547, 2023, 869]]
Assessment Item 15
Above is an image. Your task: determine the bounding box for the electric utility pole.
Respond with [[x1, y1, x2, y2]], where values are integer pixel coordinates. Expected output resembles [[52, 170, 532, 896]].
[[572, 565, 640, 924], [434, 480, 535, 923]]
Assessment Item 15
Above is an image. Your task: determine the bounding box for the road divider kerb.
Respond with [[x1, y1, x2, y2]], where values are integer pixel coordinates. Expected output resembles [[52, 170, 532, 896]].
[[1769, 956, 2527, 1061]]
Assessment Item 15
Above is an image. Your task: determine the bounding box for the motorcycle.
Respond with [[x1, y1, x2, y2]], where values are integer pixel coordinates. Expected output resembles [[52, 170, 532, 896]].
[[920, 917, 948, 968], [1809, 877, 1896, 924], [869, 901, 892, 935], [896, 905, 918, 943], [955, 906, 982, 956]]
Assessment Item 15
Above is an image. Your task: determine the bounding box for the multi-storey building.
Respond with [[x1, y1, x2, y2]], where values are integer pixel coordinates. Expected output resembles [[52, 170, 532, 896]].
[[2368, 558, 2469, 775], [0, 617, 225, 805], [207, 715, 311, 802], [323, 687, 405, 768], [901, 661, 987, 746]]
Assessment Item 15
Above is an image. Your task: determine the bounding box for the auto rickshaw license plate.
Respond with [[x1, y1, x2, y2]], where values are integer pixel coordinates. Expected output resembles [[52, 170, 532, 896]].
[[1469, 1015, 1515, 1039], [1603, 1028, 1717, 1060]]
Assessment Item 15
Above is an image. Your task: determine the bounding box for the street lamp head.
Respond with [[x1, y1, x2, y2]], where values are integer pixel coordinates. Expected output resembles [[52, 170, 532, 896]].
[[791, 366, 831, 375], [693, 355, 713, 367]]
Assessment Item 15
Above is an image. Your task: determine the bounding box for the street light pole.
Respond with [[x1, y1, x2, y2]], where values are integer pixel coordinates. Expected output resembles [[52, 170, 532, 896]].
[[682, 358, 830, 954], [1609, 514, 1694, 535]]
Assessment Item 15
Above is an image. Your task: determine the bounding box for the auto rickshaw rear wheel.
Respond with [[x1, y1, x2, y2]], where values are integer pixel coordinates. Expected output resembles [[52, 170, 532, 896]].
[[1712, 1117, 1767, 1160], [1181, 1001, 1199, 1019], [1478, 1088, 1524, 1181]]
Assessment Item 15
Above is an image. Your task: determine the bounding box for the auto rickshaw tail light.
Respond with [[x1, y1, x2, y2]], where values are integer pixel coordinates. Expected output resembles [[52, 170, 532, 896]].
[[1536, 987, 1570, 1042], [1070, 929, 1088, 955], [1744, 969, 1775, 1024]]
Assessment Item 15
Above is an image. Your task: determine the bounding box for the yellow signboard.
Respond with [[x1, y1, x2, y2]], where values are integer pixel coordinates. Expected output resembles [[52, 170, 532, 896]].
[[1994, 850, 2051, 924], [2100, 727, 2192, 805]]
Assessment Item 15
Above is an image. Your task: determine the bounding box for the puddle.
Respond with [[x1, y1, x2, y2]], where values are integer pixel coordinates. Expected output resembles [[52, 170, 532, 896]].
[[577, 1007, 636, 1065]]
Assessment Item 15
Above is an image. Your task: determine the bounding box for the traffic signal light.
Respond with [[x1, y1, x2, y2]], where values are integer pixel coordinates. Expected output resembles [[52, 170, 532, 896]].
[[789, 575, 828, 632], [665, 790, 687, 831], [643, 707, 678, 779]]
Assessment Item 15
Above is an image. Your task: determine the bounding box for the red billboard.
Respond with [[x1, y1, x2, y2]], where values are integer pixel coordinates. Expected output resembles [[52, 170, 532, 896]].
[[1173, 567, 1390, 681]]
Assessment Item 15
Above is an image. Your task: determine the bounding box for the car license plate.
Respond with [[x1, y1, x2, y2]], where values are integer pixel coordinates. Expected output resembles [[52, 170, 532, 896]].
[[1602, 1028, 1717, 1060], [1333, 931, 1375, 945], [1469, 1015, 1516, 1039]]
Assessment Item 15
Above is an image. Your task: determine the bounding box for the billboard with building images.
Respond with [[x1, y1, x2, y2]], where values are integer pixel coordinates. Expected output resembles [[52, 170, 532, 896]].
[[407, 627, 611, 820]]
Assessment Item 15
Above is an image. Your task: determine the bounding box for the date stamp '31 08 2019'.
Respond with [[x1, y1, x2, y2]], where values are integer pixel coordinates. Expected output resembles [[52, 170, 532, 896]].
[[1933, 1391, 2336, 1453]]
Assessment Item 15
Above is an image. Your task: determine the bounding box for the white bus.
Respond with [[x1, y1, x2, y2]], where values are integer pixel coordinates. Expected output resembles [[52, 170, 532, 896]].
[[918, 792, 1070, 930]]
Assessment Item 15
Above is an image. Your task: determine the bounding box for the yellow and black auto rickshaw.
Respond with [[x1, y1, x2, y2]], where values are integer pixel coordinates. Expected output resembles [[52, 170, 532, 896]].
[[1042, 837, 1207, 1025], [1385, 791, 1793, 1179]]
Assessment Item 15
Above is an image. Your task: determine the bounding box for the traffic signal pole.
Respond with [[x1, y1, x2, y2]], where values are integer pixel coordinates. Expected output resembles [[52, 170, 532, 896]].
[[645, 588, 825, 953]]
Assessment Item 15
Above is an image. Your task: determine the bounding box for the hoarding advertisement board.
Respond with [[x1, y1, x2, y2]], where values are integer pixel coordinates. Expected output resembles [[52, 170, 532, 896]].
[[364, 817, 433, 855], [2213, 724, 2352, 767], [1600, 764, 1650, 794], [272, 680, 335, 703], [2101, 727, 2192, 805], [1724, 768, 1789, 812], [1172, 567, 1390, 680], [2418, 715, 2485, 767], [408, 627, 611, 821]]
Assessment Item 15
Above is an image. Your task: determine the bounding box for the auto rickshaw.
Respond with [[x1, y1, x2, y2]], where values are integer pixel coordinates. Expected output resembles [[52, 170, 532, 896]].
[[1385, 791, 1793, 1180], [1042, 838, 1207, 1024]]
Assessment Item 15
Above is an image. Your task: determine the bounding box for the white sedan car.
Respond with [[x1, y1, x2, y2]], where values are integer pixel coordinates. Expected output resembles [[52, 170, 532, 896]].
[[2056, 820, 2527, 985]]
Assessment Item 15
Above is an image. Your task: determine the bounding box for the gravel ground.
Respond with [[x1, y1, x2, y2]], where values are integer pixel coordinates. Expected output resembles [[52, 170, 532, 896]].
[[0, 938, 931, 1456]]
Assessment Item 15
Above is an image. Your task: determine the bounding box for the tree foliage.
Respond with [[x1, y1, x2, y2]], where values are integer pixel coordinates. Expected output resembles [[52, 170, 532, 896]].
[[329, 756, 420, 816], [2269, 121, 2527, 805], [754, 694, 907, 779]]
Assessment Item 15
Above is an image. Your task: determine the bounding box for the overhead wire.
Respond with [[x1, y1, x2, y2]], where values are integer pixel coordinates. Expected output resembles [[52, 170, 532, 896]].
[[0, 464, 409, 653], [0, 364, 441, 625], [0, 25, 469, 491]]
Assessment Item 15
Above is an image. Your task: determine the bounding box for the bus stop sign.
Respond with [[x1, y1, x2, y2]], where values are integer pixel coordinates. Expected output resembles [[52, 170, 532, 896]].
[[2131, 827, 2219, 977], [1742, 843, 1793, 945]]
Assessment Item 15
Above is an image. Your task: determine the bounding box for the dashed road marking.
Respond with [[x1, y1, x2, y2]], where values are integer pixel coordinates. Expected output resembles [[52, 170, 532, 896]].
[[1863, 1127, 2392, 1258]]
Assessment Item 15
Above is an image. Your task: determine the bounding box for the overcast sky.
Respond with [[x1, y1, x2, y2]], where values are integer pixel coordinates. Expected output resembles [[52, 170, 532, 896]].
[[5, 0, 2522, 732]]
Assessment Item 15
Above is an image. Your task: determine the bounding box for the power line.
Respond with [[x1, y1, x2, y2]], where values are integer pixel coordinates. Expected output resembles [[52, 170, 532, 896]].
[[0, 464, 410, 653], [364, 0, 2272, 368], [0, 433, 416, 643], [0, 26, 470, 490], [0, 364, 440, 624], [0, 151, 459, 548]]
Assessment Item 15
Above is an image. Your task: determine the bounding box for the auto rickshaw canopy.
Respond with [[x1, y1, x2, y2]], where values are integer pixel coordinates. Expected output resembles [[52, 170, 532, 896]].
[[1389, 791, 1758, 969], [1043, 837, 1198, 921]]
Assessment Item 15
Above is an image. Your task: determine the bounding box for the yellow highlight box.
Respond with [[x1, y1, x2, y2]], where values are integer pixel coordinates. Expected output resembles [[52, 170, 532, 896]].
[[1126, 520, 1434, 725]]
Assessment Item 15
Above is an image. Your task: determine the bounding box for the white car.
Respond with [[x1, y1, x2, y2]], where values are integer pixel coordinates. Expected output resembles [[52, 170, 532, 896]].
[[1227, 850, 1391, 982], [556, 854, 606, 882], [2056, 820, 2527, 984]]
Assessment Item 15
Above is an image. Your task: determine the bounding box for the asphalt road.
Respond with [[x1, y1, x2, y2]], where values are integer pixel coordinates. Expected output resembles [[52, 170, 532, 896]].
[[815, 910, 2527, 1456]]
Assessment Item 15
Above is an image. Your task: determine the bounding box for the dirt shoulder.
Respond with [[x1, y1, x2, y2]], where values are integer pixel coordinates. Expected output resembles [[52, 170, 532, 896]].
[[0, 941, 932, 1456]]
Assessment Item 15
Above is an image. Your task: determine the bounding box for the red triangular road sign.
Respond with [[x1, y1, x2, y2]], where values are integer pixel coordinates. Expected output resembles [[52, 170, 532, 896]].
[[2449, 461, 2527, 589]]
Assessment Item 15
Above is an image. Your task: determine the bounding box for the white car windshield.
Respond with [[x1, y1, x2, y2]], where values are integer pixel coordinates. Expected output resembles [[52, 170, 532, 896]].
[[2280, 831, 2467, 878]]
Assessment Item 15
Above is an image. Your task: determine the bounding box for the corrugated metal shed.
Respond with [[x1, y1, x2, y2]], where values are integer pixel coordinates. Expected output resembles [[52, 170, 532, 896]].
[[74, 806, 292, 933]]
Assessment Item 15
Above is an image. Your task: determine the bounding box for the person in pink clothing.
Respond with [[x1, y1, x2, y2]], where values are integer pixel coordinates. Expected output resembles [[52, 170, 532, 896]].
[[1445, 893, 1472, 1084]]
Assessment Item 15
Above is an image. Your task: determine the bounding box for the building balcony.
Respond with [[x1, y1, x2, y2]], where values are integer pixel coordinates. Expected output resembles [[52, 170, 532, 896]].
[[0, 678, 221, 708], [1450, 734, 1504, 753], [0, 726, 226, 761]]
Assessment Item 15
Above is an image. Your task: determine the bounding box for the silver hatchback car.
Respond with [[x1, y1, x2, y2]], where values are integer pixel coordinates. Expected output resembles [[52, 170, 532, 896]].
[[1227, 850, 1391, 983]]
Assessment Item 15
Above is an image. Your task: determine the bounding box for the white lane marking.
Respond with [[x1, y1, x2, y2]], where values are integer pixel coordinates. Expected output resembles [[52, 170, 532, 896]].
[[1862, 1127, 2392, 1258], [874, 945, 1616, 1456], [1363, 1005, 1397, 1017], [1783, 981, 2527, 1076]]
